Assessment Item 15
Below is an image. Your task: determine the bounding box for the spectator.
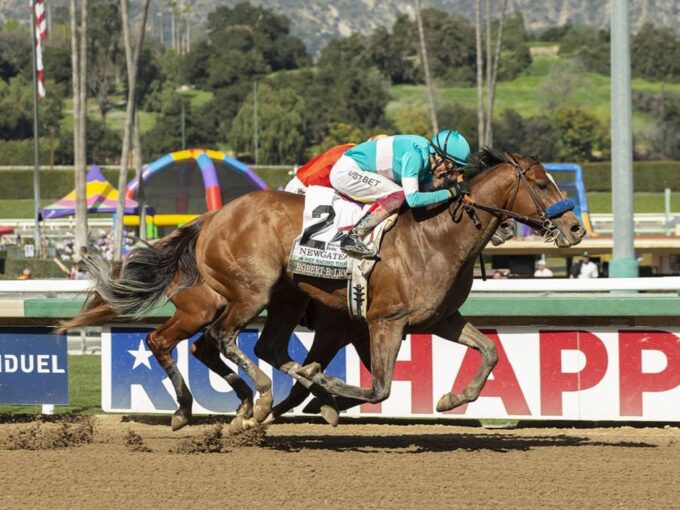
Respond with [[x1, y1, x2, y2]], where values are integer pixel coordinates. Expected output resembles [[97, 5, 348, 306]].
[[492, 270, 508, 279], [53, 257, 90, 280], [570, 252, 599, 279], [18, 268, 32, 280], [534, 259, 554, 278]]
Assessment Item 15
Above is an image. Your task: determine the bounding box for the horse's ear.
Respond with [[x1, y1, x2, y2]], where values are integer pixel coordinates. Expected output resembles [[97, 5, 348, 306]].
[[503, 150, 521, 167]]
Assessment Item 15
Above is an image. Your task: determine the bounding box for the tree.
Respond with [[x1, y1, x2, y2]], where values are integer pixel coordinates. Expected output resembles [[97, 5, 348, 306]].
[[142, 93, 217, 160], [632, 24, 679, 81], [553, 107, 603, 161], [229, 83, 306, 164], [71, 0, 89, 251], [0, 23, 32, 81], [113, 0, 151, 260], [87, 0, 122, 121]]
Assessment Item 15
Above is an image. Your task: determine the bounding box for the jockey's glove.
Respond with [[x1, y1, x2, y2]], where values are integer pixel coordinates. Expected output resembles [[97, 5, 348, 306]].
[[447, 181, 469, 199]]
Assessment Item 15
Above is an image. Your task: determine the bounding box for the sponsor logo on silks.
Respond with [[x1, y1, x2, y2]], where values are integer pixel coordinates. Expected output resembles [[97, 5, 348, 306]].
[[0, 328, 68, 405], [103, 327, 346, 414]]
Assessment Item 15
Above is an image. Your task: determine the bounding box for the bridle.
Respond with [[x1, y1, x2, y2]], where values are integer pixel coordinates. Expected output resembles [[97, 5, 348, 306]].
[[451, 159, 575, 243]]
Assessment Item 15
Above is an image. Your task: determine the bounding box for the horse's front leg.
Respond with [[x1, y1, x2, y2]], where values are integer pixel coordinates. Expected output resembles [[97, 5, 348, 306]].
[[191, 334, 254, 421], [429, 312, 498, 412]]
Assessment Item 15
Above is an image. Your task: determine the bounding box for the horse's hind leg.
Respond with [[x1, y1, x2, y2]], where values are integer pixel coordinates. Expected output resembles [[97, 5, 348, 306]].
[[145, 316, 197, 431], [430, 312, 498, 412], [207, 301, 273, 429], [191, 335, 254, 420]]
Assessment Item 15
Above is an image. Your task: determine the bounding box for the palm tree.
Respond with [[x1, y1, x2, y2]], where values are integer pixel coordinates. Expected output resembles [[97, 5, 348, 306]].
[[113, 0, 151, 259]]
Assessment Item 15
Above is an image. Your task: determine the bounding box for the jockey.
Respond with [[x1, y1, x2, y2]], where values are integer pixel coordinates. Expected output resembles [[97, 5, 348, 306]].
[[330, 130, 471, 258], [284, 135, 389, 196]]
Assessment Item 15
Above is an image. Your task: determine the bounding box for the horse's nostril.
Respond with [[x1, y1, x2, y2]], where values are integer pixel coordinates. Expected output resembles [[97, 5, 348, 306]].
[[570, 223, 583, 234]]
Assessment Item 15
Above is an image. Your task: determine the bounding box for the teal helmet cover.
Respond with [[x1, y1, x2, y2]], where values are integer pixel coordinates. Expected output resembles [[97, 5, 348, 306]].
[[430, 130, 471, 166]]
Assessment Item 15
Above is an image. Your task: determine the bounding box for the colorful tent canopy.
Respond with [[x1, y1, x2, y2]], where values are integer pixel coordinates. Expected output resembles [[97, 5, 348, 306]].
[[0, 226, 13, 236], [40, 165, 141, 220], [126, 149, 268, 214]]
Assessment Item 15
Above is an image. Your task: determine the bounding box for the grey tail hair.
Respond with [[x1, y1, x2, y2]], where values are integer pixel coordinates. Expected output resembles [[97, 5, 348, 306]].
[[82, 221, 203, 318]]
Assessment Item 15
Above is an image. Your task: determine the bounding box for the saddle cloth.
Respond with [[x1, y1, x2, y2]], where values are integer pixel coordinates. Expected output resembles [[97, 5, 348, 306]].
[[287, 186, 394, 280]]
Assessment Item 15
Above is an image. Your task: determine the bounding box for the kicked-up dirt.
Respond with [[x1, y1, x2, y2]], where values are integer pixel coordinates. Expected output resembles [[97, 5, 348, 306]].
[[1, 415, 679, 509]]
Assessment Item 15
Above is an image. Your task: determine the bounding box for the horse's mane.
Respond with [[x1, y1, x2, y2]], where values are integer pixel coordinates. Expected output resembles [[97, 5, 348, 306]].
[[463, 147, 507, 182]]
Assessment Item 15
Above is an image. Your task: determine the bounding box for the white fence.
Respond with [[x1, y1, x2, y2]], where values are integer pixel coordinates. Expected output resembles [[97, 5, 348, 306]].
[[2, 277, 680, 295]]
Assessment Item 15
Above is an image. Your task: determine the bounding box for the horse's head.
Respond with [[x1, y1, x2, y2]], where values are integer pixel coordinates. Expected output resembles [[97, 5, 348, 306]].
[[459, 149, 585, 248], [499, 151, 585, 247]]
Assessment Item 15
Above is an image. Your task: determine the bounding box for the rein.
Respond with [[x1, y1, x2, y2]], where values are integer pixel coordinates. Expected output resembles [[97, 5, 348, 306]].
[[451, 161, 575, 243]]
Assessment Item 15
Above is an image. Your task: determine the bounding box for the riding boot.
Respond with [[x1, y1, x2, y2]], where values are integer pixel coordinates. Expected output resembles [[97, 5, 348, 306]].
[[340, 211, 383, 258]]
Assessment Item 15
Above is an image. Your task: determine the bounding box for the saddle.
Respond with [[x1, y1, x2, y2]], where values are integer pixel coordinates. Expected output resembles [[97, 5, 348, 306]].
[[287, 186, 396, 319]]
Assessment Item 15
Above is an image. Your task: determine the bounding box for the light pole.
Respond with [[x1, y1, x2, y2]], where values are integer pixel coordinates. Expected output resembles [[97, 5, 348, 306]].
[[609, 0, 638, 277]]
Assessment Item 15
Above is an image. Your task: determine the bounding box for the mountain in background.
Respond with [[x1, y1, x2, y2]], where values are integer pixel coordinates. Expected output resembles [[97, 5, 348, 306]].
[[1, 0, 678, 55]]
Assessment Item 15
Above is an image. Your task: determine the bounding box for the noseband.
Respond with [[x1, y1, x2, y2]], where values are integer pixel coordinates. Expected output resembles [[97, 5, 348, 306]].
[[451, 161, 575, 242]]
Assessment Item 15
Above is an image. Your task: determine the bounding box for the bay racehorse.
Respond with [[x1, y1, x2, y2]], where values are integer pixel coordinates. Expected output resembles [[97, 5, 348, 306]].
[[83, 150, 584, 431], [64, 216, 514, 431]]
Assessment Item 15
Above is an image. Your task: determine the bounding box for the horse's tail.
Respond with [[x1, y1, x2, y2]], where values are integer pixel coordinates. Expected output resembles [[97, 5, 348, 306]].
[[81, 215, 209, 319], [56, 262, 124, 333]]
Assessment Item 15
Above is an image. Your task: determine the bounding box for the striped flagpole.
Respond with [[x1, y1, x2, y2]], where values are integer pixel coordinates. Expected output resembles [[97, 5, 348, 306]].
[[30, 0, 47, 257]]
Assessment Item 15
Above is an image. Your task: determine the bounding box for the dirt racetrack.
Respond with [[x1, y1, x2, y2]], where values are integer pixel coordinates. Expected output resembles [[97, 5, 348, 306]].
[[1, 415, 679, 509]]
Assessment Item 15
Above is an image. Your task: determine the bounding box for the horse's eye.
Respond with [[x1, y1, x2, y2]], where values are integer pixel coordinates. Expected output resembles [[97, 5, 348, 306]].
[[537, 181, 548, 190]]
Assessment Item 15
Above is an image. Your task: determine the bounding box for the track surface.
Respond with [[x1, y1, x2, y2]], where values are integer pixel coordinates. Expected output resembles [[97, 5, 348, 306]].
[[1, 416, 679, 509]]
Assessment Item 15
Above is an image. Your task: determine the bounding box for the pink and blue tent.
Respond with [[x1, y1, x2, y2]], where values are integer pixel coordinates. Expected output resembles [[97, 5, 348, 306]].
[[40, 165, 141, 220]]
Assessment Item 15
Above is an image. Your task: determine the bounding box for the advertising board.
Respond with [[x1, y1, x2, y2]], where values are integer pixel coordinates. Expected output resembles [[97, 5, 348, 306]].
[[102, 325, 680, 421]]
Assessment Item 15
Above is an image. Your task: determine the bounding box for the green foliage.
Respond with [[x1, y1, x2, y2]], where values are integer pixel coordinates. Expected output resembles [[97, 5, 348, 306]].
[[551, 107, 606, 161], [1, 258, 65, 279], [0, 168, 122, 200], [185, 2, 310, 93], [538, 24, 572, 42], [0, 23, 31, 81], [313, 123, 365, 153], [229, 83, 306, 164], [631, 24, 680, 81], [557, 25, 611, 76], [497, 14, 533, 81], [142, 93, 218, 161], [0, 139, 51, 166], [55, 118, 122, 165], [581, 161, 680, 192], [87, 0, 123, 119]]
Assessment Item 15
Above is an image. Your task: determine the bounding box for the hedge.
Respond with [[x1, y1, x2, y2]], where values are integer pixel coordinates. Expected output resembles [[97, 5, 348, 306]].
[[0, 139, 52, 167], [581, 161, 680, 192], [0, 257, 66, 280], [0, 166, 294, 200], [1, 161, 675, 197]]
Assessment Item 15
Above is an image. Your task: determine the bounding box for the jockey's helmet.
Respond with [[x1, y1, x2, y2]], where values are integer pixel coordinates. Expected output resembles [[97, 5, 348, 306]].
[[430, 130, 471, 167]]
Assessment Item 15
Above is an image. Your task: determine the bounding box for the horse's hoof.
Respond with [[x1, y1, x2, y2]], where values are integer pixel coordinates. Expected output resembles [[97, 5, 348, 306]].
[[171, 410, 191, 431], [237, 398, 254, 420], [436, 393, 465, 413], [319, 405, 339, 427], [261, 412, 276, 426], [229, 416, 245, 435], [253, 393, 274, 423], [302, 397, 322, 415], [229, 416, 258, 435]]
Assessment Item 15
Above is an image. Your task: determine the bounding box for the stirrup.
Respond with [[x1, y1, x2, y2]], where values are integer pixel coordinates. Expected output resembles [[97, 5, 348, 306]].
[[340, 235, 378, 259]]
